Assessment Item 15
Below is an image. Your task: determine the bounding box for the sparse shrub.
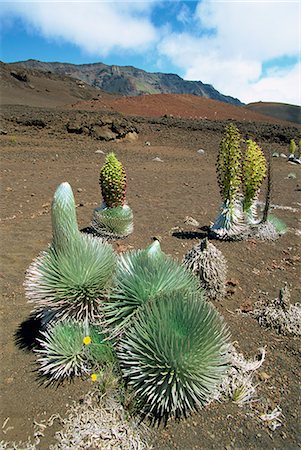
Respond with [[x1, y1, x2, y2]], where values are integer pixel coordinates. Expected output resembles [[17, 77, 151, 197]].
[[92, 153, 133, 239], [25, 182, 116, 323], [253, 285, 301, 336], [117, 290, 230, 423], [183, 238, 227, 301], [104, 240, 200, 334]]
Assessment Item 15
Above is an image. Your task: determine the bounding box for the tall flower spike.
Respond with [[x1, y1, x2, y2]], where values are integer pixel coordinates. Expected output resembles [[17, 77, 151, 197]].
[[289, 139, 296, 157], [100, 152, 127, 208], [25, 182, 116, 323], [117, 290, 231, 423], [242, 140, 267, 223], [211, 124, 247, 239], [92, 153, 133, 239], [216, 123, 242, 207]]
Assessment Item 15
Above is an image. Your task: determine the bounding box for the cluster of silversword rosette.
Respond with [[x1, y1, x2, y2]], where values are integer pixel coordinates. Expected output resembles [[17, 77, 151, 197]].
[[24, 124, 289, 423]]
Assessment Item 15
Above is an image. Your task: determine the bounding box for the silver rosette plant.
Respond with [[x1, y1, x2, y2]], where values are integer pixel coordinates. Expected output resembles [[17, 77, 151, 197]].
[[36, 320, 115, 380], [92, 153, 133, 239], [24, 182, 116, 323], [117, 290, 231, 423], [104, 240, 200, 335]]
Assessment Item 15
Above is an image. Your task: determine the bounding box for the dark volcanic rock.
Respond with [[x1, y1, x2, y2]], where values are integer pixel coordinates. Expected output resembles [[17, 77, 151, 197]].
[[10, 70, 29, 82]]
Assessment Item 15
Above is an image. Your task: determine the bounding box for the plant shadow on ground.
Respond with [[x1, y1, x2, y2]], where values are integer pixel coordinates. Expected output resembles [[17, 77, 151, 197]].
[[14, 313, 44, 352], [171, 225, 210, 240]]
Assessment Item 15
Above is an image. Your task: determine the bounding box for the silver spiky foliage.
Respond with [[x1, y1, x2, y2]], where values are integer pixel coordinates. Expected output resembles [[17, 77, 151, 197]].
[[24, 182, 116, 323], [210, 198, 248, 240], [183, 238, 228, 301], [36, 321, 114, 380], [117, 290, 231, 423], [92, 203, 134, 239], [104, 240, 200, 334]]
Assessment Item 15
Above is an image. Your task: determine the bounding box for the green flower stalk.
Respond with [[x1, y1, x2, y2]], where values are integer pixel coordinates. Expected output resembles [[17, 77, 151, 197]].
[[117, 290, 231, 423], [25, 182, 116, 323], [242, 140, 267, 223], [100, 152, 127, 208], [289, 139, 296, 157], [36, 321, 115, 380], [211, 124, 246, 239], [217, 124, 242, 208], [92, 153, 133, 239], [104, 241, 200, 334]]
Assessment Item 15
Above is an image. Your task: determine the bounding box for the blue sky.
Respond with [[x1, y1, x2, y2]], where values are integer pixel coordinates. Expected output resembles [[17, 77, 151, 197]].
[[1, 0, 300, 105]]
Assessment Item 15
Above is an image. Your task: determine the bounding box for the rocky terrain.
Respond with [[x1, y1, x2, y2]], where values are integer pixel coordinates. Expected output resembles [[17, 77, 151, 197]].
[[0, 64, 300, 449]]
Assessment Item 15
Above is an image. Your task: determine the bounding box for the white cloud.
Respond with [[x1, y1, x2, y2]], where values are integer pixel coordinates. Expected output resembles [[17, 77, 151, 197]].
[[159, 0, 301, 104], [1, 0, 300, 104], [1, 0, 159, 56]]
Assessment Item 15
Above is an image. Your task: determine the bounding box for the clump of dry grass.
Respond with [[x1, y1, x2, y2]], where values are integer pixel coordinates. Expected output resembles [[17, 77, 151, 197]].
[[253, 285, 301, 336], [212, 345, 266, 406], [50, 390, 151, 449]]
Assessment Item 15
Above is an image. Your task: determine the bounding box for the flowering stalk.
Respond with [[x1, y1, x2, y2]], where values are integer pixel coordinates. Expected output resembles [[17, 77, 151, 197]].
[[211, 124, 246, 239], [100, 153, 127, 208], [92, 153, 133, 238], [242, 140, 267, 222], [216, 123, 242, 212]]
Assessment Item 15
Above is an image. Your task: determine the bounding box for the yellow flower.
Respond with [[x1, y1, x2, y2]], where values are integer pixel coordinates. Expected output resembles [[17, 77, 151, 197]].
[[91, 373, 98, 382], [83, 336, 92, 345]]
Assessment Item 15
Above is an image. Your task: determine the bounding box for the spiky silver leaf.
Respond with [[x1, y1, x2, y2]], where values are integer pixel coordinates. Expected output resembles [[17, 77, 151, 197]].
[[92, 204, 133, 239], [25, 234, 116, 322], [36, 321, 115, 380], [210, 199, 248, 240], [36, 321, 87, 380], [104, 242, 200, 333], [117, 290, 231, 422], [183, 238, 227, 301], [51, 182, 80, 249]]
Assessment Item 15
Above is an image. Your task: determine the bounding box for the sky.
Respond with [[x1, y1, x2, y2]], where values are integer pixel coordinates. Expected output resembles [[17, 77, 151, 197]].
[[0, 0, 300, 105]]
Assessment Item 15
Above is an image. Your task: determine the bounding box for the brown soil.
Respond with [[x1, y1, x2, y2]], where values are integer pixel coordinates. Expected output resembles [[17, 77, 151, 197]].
[[71, 93, 295, 125], [0, 87, 300, 449]]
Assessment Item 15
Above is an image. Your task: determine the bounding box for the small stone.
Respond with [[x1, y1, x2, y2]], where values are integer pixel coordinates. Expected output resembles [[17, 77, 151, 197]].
[[5, 187, 13, 192], [153, 157, 163, 162], [31, 193, 35, 197], [145, 141, 151, 146], [272, 152, 279, 158], [280, 153, 287, 158], [197, 149, 205, 155], [184, 216, 199, 227], [258, 371, 271, 381], [240, 301, 253, 313], [77, 188, 83, 193], [95, 149, 105, 154]]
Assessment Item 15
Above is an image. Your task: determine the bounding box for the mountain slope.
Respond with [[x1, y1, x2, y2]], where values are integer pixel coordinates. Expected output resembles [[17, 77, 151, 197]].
[[9, 59, 242, 106], [0, 62, 111, 107], [246, 102, 301, 125]]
